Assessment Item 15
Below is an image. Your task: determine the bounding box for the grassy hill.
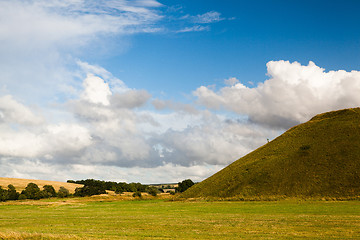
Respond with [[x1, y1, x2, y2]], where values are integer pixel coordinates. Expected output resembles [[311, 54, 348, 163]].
[[0, 177, 82, 193], [181, 108, 360, 199]]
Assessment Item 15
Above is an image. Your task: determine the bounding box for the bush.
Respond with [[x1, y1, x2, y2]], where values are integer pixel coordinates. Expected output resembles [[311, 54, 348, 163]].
[[146, 187, 158, 197], [74, 185, 106, 197], [57, 186, 70, 198], [7, 184, 19, 200], [176, 179, 195, 193], [18, 194, 27, 200], [132, 191, 142, 198], [0, 186, 8, 201]]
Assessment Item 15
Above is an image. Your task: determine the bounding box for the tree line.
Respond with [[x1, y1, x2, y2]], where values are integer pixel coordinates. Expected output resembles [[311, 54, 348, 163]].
[[0, 179, 195, 202], [0, 183, 70, 201], [67, 179, 160, 197], [68, 178, 195, 196]]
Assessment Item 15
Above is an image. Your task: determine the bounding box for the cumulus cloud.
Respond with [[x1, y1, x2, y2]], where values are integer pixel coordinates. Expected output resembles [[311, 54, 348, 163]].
[[111, 90, 151, 109], [0, 122, 92, 159], [0, 158, 223, 183], [81, 74, 112, 105], [0, 0, 270, 183], [0, 66, 277, 174], [2, 59, 360, 183], [194, 61, 360, 129], [224, 77, 239, 86], [152, 115, 276, 166], [152, 99, 198, 114], [0, 95, 44, 125]]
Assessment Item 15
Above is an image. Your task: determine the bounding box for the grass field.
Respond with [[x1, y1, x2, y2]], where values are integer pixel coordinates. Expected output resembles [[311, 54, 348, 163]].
[[0, 197, 359, 239]]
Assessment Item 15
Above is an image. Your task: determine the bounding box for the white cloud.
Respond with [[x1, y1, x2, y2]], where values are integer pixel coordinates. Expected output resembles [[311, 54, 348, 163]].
[[152, 115, 276, 166], [194, 61, 360, 129], [0, 0, 163, 47], [152, 99, 199, 114], [0, 95, 44, 125], [81, 74, 112, 106], [182, 11, 224, 24], [111, 90, 151, 109], [0, 159, 223, 183], [224, 77, 239, 86], [0, 122, 92, 159], [192, 11, 224, 23], [0, 0, 163, 105], [0, 0, 263, 183], [176, 25, 209, 33], [2, 59, 359, 183]]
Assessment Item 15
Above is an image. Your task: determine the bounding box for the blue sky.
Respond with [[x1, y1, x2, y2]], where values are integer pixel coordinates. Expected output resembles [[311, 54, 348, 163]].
[[0, 0, 360, 183], [94, 0, 360, 98]]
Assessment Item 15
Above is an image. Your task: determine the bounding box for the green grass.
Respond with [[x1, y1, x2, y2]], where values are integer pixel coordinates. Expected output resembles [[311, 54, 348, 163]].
[[182, 108, 360, 199], [1, 198, 360, 239]]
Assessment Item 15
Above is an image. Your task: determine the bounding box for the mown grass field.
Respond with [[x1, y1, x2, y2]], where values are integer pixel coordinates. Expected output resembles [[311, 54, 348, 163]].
[[0, 197, 360, 239]]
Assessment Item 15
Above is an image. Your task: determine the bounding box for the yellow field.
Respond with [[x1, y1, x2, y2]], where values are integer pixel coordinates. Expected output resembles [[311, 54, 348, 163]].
[[0, 177, 83, 193]]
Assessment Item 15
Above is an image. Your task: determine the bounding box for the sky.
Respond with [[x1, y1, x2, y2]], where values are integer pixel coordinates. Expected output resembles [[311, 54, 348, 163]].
[[1, 0, 360, 184]]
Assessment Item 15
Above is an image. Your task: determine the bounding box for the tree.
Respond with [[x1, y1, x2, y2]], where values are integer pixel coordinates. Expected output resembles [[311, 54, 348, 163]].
[[146, 187, 158, 197], [22, 183, 41, 200], [57, 186, 70, 198], [42, 185, 56, 198], [0, 186, 8, 201], [7, 184, 19, 200], [176, 179, 195, 193], [74, 185, 106, 197]]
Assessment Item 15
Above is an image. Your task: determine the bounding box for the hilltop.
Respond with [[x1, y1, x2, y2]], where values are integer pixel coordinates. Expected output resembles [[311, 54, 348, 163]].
[[0, 177, 82, 194], [181, 108, 360, 199]]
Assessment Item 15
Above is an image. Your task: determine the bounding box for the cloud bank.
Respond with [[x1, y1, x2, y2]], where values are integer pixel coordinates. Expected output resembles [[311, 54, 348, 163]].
[[195, 61, 360, 129], [2, 60, 360, 183], [1, 0, 360, 183]]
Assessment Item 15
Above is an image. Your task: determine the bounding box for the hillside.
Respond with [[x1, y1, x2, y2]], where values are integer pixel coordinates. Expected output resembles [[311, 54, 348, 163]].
[[0, 177, 83, 194], [181, 108, 360, 199]]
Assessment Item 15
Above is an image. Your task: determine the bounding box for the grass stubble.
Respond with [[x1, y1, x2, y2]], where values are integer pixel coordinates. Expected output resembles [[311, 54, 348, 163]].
[[0, 195, 359, 239]]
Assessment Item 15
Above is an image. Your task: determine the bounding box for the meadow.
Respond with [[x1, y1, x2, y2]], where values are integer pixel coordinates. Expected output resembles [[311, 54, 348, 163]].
[[0, 196, 359, 239]]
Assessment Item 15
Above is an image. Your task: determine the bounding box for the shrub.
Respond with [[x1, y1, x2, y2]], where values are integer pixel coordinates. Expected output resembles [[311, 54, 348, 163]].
[[299, 145, 311, 151], [176, 179, 195, 193], [7, 184, 19, 200], [57, 186, 70, 198], [146, 187, 158, 197], [74, 185, 106, 197], [132, 191, 142, 198], [0, 186, 8, 201], [18, 194, 27, 200]]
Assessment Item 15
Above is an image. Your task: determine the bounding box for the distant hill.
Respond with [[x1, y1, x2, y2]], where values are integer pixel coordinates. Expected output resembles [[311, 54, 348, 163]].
[[181, 108, 360, 199], [0, 177, 83, 194]]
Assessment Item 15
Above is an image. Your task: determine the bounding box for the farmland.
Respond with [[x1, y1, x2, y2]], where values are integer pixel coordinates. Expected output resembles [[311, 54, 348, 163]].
[[0, 197, 359, 239], [0, 177, 82, 194]]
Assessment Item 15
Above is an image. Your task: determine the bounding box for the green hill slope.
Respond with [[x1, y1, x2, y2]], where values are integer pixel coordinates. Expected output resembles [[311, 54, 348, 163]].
[[181, 108, 360, 199]]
